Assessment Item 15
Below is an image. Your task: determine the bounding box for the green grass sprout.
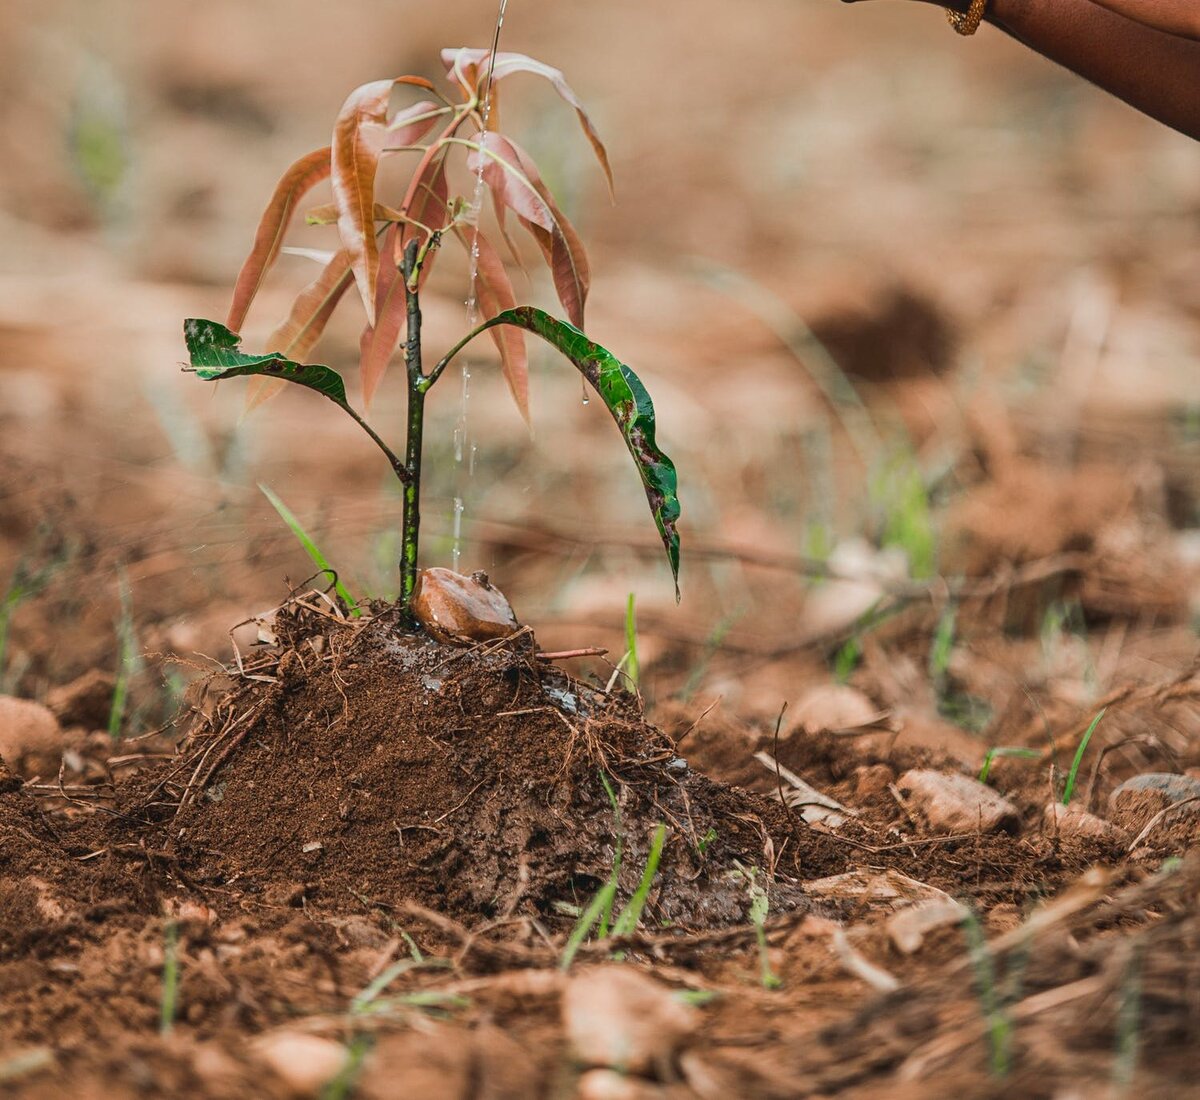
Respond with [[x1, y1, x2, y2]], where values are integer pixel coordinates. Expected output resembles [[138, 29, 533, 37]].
[[611, 823, 667, 936], [259, 483, 360, 617], [960, 909, 1012, 1077], [621, 591, 640, 692], [1062, 708, 1107, 805], [978, 747, 1039, 785], [107, 568, 138, 741], [159, 920, 179, 1037]]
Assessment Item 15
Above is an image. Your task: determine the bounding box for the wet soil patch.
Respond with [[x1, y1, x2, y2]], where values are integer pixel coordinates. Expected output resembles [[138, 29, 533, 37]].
[[147, 608, 840, 929]]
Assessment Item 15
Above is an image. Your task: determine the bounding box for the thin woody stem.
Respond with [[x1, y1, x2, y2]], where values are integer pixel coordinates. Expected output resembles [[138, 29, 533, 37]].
[[399, 238, 426, 620]]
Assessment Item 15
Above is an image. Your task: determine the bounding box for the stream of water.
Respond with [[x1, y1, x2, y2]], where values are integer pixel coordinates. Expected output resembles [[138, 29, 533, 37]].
[[451, 0, 508, 572]]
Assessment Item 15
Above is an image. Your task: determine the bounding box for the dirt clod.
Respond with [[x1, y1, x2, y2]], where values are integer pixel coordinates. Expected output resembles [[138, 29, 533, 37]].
[[563, 966, 698, 1076], [897, 768, 1021, 834]]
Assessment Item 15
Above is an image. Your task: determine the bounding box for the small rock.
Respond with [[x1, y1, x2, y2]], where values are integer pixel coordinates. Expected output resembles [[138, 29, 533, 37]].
[[0, 695, 64, 777], [1108, 773, 1200, 809], [252, 1030, 348, 1096], [897, 769, 1020, 834], [45, 669, 116, 730], [356, 1028, 471, 1100], [1044, 802, 1128, 843], [887, 897, 968, 954], [411, 568, 519, 646], [789, 683, 884, 736], [577, 1069, 670, 1100], [563, 967, 698, 1077]]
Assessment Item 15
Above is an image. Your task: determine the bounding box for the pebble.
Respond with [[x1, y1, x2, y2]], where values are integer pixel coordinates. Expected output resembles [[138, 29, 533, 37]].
[[577, 1069, 671, 1100], [789, 683, 883, 736], [1108, 773, 1200, 810], [563, 967, 698, 1077], [1044, 801, 1128, 842], [251, 1030, 348, 1096], [0, 695, 64, 777], [411, 568, 519, 646], [888, 897, 969, 954], [897, 769, 1020, 834]]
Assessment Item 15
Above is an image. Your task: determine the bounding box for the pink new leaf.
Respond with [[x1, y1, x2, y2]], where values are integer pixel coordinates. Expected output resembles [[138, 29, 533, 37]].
[[510, 141, 590, 329], [468, 133, 589, 328], [226, 147, 332, 333], [359, 222, 406, 407], [440, 48, 613, 198], [332, 79, 442, 326], [454, 227, 529, 422]]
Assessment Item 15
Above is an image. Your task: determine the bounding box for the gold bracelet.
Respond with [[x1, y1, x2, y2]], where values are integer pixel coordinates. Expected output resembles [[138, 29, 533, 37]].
[[946, 0, 987, 35]]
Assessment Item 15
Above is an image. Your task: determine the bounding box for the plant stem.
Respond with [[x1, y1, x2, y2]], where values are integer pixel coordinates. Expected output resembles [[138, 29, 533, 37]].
[[399, 239, 425, 620]]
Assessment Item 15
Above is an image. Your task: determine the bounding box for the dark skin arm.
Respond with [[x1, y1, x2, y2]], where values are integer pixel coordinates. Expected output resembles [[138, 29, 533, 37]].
[[849, 0, 1200, 141]]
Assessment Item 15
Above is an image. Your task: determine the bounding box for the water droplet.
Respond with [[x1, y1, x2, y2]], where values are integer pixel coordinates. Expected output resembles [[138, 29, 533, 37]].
[[469, 442, 478, 475], [451, 496, 465, 571]]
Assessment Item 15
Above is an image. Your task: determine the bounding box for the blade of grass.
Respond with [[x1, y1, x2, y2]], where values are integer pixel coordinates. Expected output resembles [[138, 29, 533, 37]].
[[961, 909, 1011, 1077], [623, 591, 640, 692], [259, 483, 360, 617], [159, 920, 179, 1037], [107, 568, 137, 741], [978, 747, 1039, 785], [611, 823, 666, 937], [1062, 708, 1107, 805], [560, 878, 618, 971]]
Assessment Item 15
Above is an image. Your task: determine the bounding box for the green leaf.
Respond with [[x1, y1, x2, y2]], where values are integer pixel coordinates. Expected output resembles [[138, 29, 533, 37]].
[[183, 318, 348, 405], [467, 307, 681, 595]]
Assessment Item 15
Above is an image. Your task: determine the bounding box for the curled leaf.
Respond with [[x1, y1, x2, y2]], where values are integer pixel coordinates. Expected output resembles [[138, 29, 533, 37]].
[[184, 319, 348, 405], [359, 222, 406, 407], [453, 227, 528, 421], [226, 146, 332, 332], [469, 133, 589, 329], [459, 307, 679, 592], [440, 48, 613, 197], [332, 82, 442, 325]]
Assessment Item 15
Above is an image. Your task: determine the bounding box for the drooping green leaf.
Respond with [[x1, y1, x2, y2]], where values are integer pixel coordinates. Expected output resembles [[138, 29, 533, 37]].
[[463, 307, 680, 594], [183, 318, 347, 405]]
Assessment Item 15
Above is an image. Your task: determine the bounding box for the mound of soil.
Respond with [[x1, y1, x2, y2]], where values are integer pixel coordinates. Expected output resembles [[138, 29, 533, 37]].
[[146, 606, 834, 929]]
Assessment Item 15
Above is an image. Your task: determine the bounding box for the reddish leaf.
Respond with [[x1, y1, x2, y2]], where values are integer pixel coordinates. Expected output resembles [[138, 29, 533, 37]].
[[469, 131, 555, 235], [503, 138, 591, 329], [403, 153, 451, 291], [226, 147, 332, 333], [454, 227, 528, 422], [332, 81, 443, 326], [359, 222, 406, 407], [246, 250, 354, 412], [441, 48, 613, 197]]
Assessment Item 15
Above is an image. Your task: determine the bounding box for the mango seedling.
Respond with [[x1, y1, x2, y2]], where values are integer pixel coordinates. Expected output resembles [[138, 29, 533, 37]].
[[182, 49, 680, 624]]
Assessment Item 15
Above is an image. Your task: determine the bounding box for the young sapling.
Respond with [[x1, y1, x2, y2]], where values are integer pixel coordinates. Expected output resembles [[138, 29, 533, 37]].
[[183, 49, 680, 624]]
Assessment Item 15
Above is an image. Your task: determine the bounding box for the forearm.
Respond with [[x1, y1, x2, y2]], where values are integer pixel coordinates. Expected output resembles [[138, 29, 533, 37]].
[[1083, 0, 1200, 39], [987, 0, 1200, 139]]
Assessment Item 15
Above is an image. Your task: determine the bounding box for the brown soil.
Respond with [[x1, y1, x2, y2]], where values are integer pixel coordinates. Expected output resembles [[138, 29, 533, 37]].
[[148, 605, 821, 929]]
